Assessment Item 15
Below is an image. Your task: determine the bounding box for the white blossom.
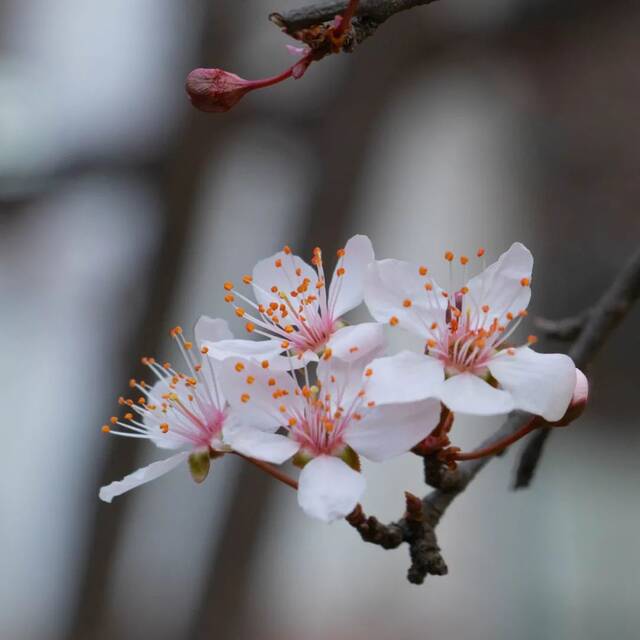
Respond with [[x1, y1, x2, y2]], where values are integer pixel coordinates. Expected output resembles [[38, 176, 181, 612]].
[[220, 325, 440, 522], [364, 243, 577, 420]]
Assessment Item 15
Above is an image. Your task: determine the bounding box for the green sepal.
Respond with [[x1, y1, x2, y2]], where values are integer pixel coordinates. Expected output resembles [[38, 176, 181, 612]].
[[188, 450, 211, 484], [339, 446, 361, 472]]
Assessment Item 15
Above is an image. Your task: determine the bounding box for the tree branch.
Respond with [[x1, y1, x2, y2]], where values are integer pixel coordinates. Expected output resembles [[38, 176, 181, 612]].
[[350, 244, 640, 583], [270, 0, 440, 41], [514, 244, 640, 488]]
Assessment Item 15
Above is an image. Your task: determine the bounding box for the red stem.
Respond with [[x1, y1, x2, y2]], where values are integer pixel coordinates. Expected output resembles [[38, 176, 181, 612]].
[[247, 66, 295, 90], [451, 417, 541, 461], [235, 452, 299, 490], [333, 0, 360, 38]]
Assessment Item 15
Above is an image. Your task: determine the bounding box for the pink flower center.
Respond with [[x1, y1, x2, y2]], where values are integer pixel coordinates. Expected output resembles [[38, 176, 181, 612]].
[[224, 244, 349, 357]]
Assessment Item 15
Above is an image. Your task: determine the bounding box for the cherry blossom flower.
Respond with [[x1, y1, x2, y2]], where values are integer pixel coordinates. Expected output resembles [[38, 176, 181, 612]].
[[208, 235, 376, 369], [364, 243, 577, 420], [219, 324, 440, 522], [99, 317, 292, 503]]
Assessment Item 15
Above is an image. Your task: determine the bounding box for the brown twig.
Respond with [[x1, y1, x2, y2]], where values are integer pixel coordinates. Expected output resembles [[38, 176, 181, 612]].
[[514, 245, 640, 489], [270, 0, 440, 45]]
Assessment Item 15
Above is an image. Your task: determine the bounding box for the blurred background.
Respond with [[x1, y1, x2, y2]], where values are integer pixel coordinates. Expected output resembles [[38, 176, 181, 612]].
[[1, 0, 639, 638]]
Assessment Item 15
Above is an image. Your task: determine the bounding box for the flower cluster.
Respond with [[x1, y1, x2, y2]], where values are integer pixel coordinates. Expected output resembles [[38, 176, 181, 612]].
[[100, 237, 587, 522]]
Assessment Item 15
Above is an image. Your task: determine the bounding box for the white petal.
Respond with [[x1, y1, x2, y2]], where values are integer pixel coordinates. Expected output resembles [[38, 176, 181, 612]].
[[194, 316, 233, 348], [345, 398, 441, 462], [324, 322, 385, 363], [488, 347, 576, 421], [297, 455, 366, 523], [218, 357, 304, 429], [252, 249, 318, 312], [363, 351, 445, 405], [205, 337, 309, 371], [464, 242, 533, 325], [328, 235, 375, 318], [98, 452, 189, 503], [223, 423, 300, 463], [317, 324, 386, 407], [439, 372, 514, 416], [204, 337, 283, 361], [364, 259, 447, 339]]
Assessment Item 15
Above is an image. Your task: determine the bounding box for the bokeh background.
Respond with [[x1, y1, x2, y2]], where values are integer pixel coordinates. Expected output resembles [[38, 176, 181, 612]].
[[1, 0, 639, 638]]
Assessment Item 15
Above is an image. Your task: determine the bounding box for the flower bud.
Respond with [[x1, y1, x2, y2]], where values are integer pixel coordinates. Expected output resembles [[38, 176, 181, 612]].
[[185, 68, 252, 113], [550, 368, 589, 427]]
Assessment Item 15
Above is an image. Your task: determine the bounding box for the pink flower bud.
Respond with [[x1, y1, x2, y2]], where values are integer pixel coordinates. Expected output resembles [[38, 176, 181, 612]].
[[551, 368, 589, 427], [185, 68, 252, 113]]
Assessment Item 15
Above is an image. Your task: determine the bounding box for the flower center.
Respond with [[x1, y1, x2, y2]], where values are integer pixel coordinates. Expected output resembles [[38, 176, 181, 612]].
[[223, 244, 349, 356]]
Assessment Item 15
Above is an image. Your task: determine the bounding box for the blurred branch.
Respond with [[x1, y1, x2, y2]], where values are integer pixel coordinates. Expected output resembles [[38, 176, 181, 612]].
[[270, 0, 440, 43], [515, 244, 640, 488], [351, 244, 640, 583], [534, 312, 589, 341]]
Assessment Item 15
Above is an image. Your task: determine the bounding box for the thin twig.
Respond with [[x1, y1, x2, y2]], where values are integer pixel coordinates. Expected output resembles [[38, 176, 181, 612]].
[[270, 0, 440, 43], [534, 312, 589, 341], [514, 245, 640, 489]]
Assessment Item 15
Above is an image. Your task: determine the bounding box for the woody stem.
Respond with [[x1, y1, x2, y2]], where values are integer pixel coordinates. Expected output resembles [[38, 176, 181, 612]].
[[450, 416, 541, 461], [236, 453, 299, 490]]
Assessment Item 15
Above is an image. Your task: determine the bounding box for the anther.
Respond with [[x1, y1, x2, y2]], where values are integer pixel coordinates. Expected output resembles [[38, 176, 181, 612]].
[[235, 307, 245, 318], [482, 304, 490, 313], [323, 348, 333, 361], [389, 316, 399, 326], [124, 412, 133, 420], [527, 335, 538, 345], [336, 267, 345, 277], [110, 416, 118, 424], [184, 341, 193, 350], [520, 277, 530, 287], [288, 417, 297, 427], [241, 393, 250, 403], [367, 401, 375, 408], [201, 346, 209, 354], [337, 248, 345, 257], [283, 245, 292, 255], [419, 266, 428, 276], [235, 362, 245, 372], [245, 322, 255, 333], [129, 378, 137, 388], [365, 368, 373, 377], [101, 425, 111, 433], [246, 375, 255, 384], [160, 423, 169, 433], [444, 251, 454, 262], [476, 248, 485, 258], [268, 377, 276, 386], [261, 360, 269, 369], [427, 339, 436, 348], [403, 299, 412, 308], [280, 340, 290, 349], [274, 259, 282, 268], [223, 281, 233, 291], [425, 283, 433, 291], [460, 255, 469, 265]]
